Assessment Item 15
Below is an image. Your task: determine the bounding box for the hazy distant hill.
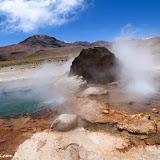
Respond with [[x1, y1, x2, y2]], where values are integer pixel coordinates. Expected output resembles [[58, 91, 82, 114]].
[[0, 35, 111, 65], [0, 35, 160, 67]]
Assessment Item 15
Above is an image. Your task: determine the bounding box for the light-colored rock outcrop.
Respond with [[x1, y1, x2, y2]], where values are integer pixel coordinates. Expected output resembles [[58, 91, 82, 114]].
[[13, 129, 160, 160], [82, 86, 108, 97]]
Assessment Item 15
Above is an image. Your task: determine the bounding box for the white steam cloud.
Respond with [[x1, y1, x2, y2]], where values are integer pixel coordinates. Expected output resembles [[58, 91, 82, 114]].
[[0, 58, 86, 108], [0, 0, 84, 32], [113, 37, 157, 97]]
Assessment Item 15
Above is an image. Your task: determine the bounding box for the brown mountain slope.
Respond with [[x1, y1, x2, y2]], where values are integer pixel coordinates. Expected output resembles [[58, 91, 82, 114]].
[[0, 35, 111, 67], [1, 35, 160, 67]]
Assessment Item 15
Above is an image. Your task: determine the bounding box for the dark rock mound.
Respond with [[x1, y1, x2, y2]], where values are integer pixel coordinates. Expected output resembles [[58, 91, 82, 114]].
[[70, 47, 118, 84]]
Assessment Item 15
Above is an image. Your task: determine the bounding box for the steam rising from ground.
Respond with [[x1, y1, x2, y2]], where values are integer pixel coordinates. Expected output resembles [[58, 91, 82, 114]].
[[0, 58, 86, 110], [113, 39, 157, 97], [29, 58, 85, 107]]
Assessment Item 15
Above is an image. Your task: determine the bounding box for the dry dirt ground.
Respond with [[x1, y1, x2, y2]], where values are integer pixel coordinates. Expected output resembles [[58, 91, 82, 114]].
[[0, 64, 160, 159]]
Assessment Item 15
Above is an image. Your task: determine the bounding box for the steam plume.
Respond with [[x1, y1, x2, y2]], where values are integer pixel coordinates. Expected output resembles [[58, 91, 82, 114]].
[[112, 38, 157, 97], [0, 58, 86, 108]]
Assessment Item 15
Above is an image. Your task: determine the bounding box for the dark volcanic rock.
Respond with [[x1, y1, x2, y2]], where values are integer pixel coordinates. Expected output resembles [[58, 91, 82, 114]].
[[70, 47, 118, 84]]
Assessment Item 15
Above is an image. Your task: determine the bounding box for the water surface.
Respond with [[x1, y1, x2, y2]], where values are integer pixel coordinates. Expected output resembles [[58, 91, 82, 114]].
[[0, 90, 53, 116]]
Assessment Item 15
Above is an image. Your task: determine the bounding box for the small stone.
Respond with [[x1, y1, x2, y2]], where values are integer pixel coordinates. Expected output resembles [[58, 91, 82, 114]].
[[128, 101, 134, 105], [146, 103, 151, 106], [19, 128, 28, 132], [140, 135, 148, 140], [0, 139, 6, 143], [152, 108, 159, 113], [109, 81, 118, 86], [51, 114, 78, 132], [102, 110, 109, 114]]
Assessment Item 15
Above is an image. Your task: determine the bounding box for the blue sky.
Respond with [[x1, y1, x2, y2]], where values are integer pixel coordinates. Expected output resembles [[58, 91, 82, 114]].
[[0, 0, 160, 47]]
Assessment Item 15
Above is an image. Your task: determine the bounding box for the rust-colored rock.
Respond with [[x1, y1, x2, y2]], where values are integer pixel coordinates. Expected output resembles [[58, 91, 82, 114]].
[[116, 113, 156, 135], [63, 97, 156, 135], [70, 47, 118, 84]]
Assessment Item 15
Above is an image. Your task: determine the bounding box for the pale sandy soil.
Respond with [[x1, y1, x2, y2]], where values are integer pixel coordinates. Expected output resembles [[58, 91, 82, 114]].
[[0, 65, 40, 82], [0, 60, 69, 83]]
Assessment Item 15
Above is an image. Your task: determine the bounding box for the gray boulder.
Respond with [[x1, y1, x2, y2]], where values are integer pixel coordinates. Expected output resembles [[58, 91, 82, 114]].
[[51, 114, 78, 132]]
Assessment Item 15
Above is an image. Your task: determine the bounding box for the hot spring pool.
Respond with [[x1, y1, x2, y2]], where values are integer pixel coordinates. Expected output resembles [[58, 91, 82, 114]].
[[0, 89, 54, 116]]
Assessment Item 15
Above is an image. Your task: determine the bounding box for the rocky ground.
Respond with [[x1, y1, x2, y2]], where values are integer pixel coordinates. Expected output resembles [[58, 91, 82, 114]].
[[1, 52, 160, 159], [0, 109, 58, 159], [0, 77, 160, 159]]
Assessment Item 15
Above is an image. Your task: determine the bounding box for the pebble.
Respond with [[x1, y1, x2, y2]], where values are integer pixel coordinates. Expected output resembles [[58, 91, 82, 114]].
[[128, 101, 134, 105], [152, 108, 159, 113], [0, 139, 6, 143], [140, 135, 148, 140], [102, 110, 109, 114]]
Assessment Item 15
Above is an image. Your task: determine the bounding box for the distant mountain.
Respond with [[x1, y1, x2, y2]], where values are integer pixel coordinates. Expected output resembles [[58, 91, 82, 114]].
[[0, 35, 112, 62], [91, 41, 111, 47], [73, 41, 91, 47], [19, 35, 72, 48], [73, 40, 111, 48], [19, 35, 111, 48], [0, 35, 160, 65]]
